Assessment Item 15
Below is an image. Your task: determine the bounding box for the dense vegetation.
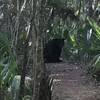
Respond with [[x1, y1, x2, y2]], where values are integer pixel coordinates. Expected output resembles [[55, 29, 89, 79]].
[[0, 0, 100, 100]]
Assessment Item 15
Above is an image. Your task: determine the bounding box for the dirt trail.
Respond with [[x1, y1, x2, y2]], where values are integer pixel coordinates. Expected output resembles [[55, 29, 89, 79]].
[[46, 62, 100, 100]]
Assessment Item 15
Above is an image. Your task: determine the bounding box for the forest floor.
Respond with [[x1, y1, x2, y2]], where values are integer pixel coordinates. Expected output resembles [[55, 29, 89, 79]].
[[46, 61, 100, 100]]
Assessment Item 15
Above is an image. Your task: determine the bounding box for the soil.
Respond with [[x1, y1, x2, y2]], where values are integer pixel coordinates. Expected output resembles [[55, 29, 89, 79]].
[[46, 62, 100, 100]]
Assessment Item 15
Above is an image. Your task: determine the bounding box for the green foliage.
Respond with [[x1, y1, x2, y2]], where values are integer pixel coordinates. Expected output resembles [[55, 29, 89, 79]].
[[23, 95, 31, 100], [8, 75, 32, 100], [88, 55, 100, 79], [85, 18, 100, 79], [0, 33, 17, 89], [47, 18, 66, 39], [63, 17, 100, 63], [87, 18, 100, 53], [87, 17, 100, 40]]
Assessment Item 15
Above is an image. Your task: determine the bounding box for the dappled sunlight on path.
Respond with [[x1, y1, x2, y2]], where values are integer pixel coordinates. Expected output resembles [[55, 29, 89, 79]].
[[46, 62, 100, 100]]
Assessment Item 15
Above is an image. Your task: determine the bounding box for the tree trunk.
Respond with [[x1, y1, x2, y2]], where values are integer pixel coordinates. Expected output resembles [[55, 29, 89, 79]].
[[31, 0, 53, 100], [31, 1, 45, 100], [18, 33, 31, 100]]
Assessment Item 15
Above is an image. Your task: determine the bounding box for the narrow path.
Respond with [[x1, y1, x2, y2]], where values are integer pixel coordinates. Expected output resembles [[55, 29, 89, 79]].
[[46, 62, 100, 100]]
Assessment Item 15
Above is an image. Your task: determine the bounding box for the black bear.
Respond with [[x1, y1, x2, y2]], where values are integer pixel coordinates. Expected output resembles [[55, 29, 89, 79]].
[[43, 39, 64, 63]]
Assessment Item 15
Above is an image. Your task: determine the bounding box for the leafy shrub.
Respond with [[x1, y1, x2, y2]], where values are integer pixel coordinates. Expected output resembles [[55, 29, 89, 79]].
[[8, 75, 32, 100], [88, 54, 100, 80]]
